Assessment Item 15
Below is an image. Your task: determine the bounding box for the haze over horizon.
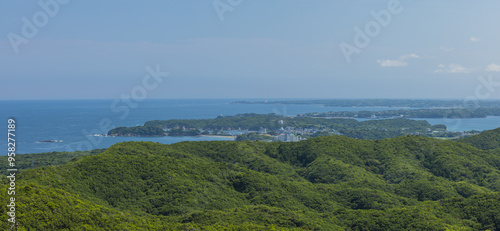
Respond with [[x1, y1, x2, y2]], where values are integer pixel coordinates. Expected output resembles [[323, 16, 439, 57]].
[[2, 0, 500, 100]]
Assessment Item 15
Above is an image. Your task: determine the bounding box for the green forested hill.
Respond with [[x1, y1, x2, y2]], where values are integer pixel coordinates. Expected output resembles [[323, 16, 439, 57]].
[[459, 127, 500, 150], [144, 114, 433, 133], [108, 126, 166, 136], [3, 136, 500, 230], [0, 149, 106, 174]]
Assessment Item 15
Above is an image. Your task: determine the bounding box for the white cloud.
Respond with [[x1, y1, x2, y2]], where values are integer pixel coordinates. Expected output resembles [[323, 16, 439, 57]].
[[377, 59, 407, 67], [434, 64, 473, 74], [434, 63, 500, 74], [377, 53, 421, 67], [486, 63, 500, 72], [400, 53, 420, 60], [470, 36, 482, 42], [440, 46, 454, 52]]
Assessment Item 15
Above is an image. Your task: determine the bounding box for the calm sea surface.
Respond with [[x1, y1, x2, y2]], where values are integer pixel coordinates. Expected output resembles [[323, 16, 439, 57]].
[[1, 99, 499, 154]]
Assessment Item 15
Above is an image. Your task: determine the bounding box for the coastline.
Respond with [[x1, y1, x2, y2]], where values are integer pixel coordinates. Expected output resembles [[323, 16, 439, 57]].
[[106, 134, 236, 139], [198, 135, 236, 139]]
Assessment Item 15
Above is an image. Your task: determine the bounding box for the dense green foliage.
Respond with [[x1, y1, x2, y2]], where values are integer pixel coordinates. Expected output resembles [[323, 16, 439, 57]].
[[108, 126, 165, 136], [235, 133, 274, 141], [4, 134, 500, 230], [0, 149, 105, 174], [145, 113, 284, 131], [141, 113, 443, 139], [167, 128, 201, 136], [108, 126, 201, 137], [460, 127, 500, 150], [0, 181, 167, 230]]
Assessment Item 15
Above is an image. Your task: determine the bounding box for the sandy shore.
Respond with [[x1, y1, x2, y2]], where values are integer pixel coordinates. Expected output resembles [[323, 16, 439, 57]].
[[198, 135, 236, 139]]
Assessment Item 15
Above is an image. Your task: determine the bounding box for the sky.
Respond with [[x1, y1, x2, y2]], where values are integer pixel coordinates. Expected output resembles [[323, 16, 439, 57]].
[[1, 0, 500, 100]]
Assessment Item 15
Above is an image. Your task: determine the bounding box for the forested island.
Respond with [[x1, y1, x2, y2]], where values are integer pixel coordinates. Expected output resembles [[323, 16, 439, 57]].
[[108, 126, 202, 137], [108, 113, 468, 140], [3, 128, 500, 230], [302, 107, 500, 119], [232, 99, 500, 108]]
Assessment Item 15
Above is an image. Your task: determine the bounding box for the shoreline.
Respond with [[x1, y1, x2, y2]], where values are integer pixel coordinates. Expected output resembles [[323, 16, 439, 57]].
[[198, 135, 236, 139], [105, 134, 236, 139]]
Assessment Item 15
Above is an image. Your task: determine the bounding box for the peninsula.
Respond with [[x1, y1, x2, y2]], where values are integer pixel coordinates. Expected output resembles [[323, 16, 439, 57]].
[[106, 113, 472, 141]]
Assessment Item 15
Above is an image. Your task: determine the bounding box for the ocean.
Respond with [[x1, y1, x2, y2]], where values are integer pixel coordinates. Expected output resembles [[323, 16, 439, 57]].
[[2, 99, 499, 154]]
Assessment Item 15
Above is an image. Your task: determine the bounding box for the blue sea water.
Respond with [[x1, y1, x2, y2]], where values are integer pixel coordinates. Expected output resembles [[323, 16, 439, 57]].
[[1, 99, 500, 154], [0, 98, 346, 154], [413, 116, 500, 132]]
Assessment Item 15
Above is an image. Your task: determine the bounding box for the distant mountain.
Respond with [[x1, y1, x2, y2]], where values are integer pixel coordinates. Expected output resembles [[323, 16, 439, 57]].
[[459, 127, 500, 150], [3, 136, 500, 230]]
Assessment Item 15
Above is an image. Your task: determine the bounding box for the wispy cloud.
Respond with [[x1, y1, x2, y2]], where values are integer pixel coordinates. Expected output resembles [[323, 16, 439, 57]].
[[440, 46, 454, 52], [470, 36, 482, 42], [377, 59, 407, 67], [434, 63, 500, 74], [400, 54, 420, 60], [434, 64, 473, 74], [377, 53, 420, 67], [486, 63, 500, 72]]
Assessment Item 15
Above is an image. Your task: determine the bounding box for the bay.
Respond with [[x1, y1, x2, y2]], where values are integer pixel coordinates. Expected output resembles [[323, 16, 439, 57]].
[[413, 116, 500, 132], [1, 99, 499, 154]]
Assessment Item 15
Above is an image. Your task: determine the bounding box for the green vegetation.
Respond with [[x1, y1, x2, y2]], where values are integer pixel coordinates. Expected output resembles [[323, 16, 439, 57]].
[[108, 126, 202, 137], [0, 182, 168, 231], [304, 107, 500, 119], [0, 149, 105, 174], [167, 128, 201, 136], [145, 113, 283, 131], [108, 126, 165, 136], [3, 134, 500, 230], [119, 113, 452, 140], [235, 133, 273, 141], [459, 127, 500, 150]]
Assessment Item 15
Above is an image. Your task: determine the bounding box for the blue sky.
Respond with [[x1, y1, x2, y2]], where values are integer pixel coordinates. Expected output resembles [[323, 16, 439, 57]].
[[1, 0, 500, 100]]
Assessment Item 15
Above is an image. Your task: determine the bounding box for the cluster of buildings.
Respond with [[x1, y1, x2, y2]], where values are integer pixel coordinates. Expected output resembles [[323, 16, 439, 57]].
[[274, 133, 302, 142], [242, 121, 342, 143], [272, 126, 325, 142]]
